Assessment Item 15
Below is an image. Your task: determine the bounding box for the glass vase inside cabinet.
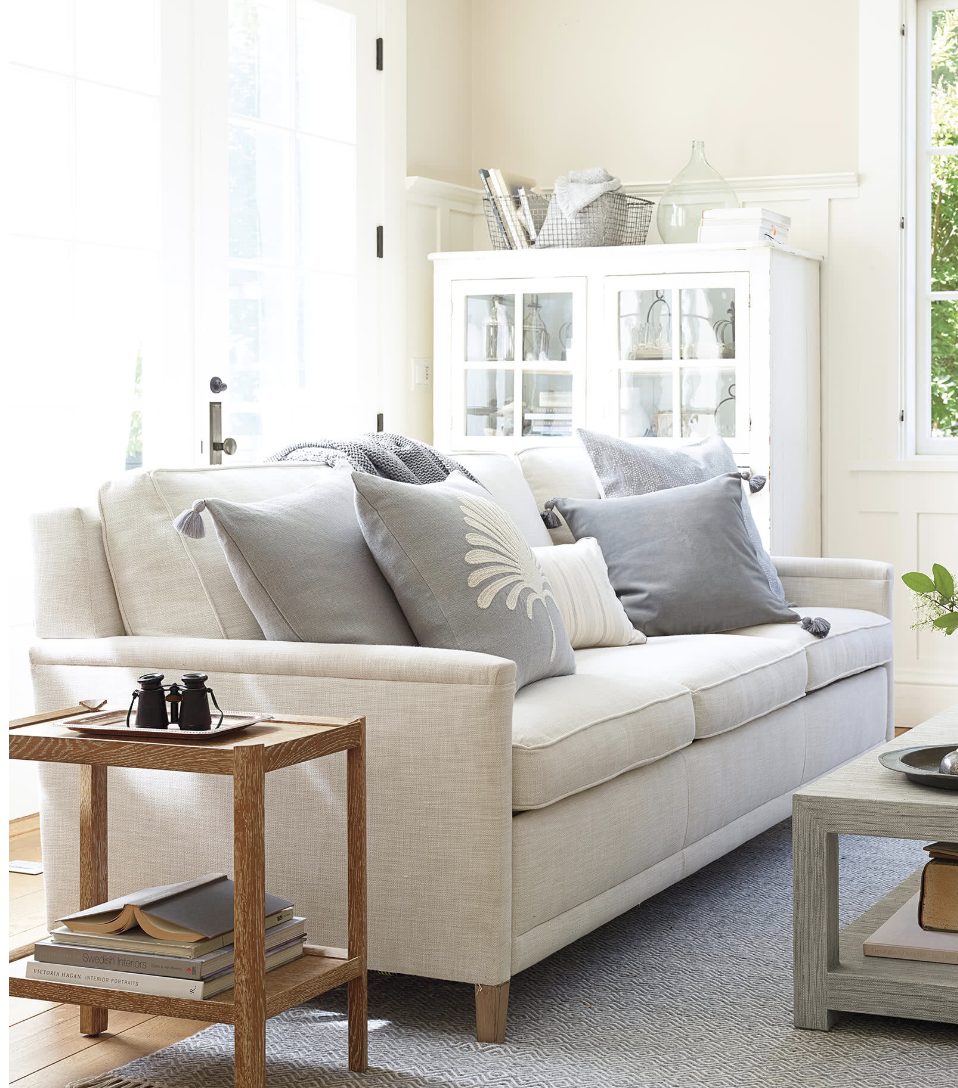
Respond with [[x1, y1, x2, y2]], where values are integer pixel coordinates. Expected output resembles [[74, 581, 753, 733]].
[[464, 369, 515, 437], [521, 292, 575, 362], [465, 294, 515, 362]]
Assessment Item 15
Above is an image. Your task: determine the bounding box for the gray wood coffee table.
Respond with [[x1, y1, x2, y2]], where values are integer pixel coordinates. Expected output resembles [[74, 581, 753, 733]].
[[793, 708, 958, 1030]]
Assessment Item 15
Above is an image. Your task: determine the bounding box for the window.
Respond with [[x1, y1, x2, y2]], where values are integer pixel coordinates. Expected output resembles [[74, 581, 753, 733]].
[[916, 1, 958, 452]]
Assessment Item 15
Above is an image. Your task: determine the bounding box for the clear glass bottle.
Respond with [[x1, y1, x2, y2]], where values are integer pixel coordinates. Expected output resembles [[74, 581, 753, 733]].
[[523, 296, 550, 361], [657, 140, 739, 243]]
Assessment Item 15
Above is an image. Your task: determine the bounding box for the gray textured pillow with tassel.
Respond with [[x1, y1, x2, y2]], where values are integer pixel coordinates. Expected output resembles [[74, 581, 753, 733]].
[[173, 473, 417, 646]]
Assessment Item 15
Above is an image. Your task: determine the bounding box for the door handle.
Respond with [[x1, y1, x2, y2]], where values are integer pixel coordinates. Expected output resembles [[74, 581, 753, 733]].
[[209, 402, 237, 464]]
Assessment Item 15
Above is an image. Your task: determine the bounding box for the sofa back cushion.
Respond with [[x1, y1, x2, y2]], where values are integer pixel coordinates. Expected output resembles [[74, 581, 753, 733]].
[[515, 446, 601, 543], [453, 452, 554, 547], [99, 464, 337, 638]]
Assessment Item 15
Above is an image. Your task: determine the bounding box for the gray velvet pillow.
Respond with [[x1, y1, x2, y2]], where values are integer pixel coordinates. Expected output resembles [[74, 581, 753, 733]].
[[576, 428, 784, 601], [550, 474, 798, 637], [195, 473, 416, 646], [352, 471, 575, 689]]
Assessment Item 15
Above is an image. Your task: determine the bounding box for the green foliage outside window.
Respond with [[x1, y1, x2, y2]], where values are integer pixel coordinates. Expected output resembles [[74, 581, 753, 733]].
[[930, 10, 958, 436]]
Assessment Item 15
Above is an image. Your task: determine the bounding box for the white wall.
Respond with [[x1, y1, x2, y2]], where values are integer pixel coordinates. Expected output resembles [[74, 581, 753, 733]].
[[406, 0, 958, 724], [407, 0, 473, 185]]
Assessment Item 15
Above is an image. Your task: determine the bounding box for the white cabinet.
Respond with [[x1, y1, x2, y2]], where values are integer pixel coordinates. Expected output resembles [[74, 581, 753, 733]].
[[432, 242, 822, 556]]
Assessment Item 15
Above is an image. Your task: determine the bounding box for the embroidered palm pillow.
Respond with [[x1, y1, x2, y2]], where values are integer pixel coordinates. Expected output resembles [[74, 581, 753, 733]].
[[351, 471, 575, 689]]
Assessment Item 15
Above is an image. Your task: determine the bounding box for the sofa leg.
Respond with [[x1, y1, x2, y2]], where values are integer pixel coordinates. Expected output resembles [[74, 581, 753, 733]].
[[474, 981, 509, 1043]]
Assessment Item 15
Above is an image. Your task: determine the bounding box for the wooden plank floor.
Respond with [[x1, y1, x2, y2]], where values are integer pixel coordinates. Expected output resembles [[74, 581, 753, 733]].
[[9, 816, 209, 1086]]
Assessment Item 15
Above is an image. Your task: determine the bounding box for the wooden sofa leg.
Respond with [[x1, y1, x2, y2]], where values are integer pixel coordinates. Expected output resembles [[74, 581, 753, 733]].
[[475, 981, 509, 1043]]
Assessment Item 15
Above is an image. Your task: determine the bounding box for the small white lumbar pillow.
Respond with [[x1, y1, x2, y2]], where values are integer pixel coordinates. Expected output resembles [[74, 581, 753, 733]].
[[532, 538, 646, 649]]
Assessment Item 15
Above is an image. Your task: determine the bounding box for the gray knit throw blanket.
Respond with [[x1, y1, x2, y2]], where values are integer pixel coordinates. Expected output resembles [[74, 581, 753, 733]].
[[268, 432, 478, 485]]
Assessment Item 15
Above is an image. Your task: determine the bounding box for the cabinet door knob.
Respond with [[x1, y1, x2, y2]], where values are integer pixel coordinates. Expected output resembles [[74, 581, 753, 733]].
[[209, 376, 228, 394]]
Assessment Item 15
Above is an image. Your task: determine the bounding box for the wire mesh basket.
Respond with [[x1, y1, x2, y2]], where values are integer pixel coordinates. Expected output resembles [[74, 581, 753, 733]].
[[483, 190, 653, 250]]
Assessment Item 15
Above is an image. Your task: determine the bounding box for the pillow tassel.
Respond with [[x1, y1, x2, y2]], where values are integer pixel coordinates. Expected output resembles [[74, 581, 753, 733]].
[[734, 469, 767, 494], [173, 499, 207, 539], [800, 616, 831, 639], [541, 500, 562, 530]]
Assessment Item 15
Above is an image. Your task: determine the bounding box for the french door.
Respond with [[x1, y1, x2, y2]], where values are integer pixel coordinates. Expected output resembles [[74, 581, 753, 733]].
[[192, 0, 384, 465]]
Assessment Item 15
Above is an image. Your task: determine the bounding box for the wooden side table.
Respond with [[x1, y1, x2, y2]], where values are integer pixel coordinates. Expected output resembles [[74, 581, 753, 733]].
[[8, 706, 368, 1088]]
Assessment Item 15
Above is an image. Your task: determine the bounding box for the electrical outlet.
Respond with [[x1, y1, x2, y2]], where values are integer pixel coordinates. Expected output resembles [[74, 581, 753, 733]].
[[412, 358, 432, 389]]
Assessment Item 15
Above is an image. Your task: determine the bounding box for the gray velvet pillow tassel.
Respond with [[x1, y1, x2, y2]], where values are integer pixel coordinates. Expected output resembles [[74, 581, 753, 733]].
[[733, 470, 767, 494], [800, 616, 831, 639], [541, 499, 562, 529], [173, 499, 207, 539]]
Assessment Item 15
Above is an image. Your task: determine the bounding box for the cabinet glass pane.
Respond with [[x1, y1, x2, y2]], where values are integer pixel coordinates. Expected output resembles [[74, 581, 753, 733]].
[[465, 295, 514, 362], [522, 372, 573, 436], [521, 293, 574, 362], [680, 367, 736, 438], [464, 369, 515, 436], [619, 372, 673, 438], [680, 287, 735, 360], [618, 289, 672, 360]]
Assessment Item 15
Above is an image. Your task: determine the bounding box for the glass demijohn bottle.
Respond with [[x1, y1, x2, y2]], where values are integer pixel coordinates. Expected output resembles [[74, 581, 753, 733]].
[[657, 140, 739, 243]]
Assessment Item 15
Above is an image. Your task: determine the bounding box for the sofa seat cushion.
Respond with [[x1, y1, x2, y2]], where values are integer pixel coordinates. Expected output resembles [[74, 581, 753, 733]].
[[728, 606, 892, 692], [574, 637, 808, 739], [512, 672, 693, 810]]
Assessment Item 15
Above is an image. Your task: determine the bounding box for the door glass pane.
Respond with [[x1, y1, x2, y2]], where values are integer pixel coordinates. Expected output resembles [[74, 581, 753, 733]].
[[680, 287, 736, 360], [298, 134, 355, 271], [465, 294, 515, 362], [931, 153, 958, 291], [297, 1, 356, 140], [931, 8, 958, 145], [229, 122, 290, 261], [931, 299, 958, 438], [680, 367, 736, 439], [229, 0, 292, 125], [521, 293, 573, 362], [619, 289, 672, 360], [465, 370, 515, 437], [620, 373, 672, 437], [522, 372, 573, 436]]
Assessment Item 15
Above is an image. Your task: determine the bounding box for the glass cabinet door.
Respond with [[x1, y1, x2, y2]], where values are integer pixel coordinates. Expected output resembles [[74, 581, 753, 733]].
[[605, 273, 748, 450], [453, 281, 583, 446]]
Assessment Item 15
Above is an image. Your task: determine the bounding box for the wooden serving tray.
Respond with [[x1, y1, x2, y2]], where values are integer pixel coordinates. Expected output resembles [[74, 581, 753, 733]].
[[60, 709, 272, 741]]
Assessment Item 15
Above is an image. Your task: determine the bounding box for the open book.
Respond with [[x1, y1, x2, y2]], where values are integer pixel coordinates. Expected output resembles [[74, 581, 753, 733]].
[[58, 873, 293, 942]]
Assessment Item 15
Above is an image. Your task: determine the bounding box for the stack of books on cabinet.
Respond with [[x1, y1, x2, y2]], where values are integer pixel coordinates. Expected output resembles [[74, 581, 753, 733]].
[[25, 873, 306, 999], [698, 207, 790, 246]]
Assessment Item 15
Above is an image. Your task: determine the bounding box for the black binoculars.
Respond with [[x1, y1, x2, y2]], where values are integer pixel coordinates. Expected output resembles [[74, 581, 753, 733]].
[[126, 672, 224, 731]]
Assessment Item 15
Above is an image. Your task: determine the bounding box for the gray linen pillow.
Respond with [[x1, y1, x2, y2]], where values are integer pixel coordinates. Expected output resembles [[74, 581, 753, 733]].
[[576, 428, 785, 601], [352, 471, 575, 690], [550, 474, 798, 637], [190, 473, 416, 645]]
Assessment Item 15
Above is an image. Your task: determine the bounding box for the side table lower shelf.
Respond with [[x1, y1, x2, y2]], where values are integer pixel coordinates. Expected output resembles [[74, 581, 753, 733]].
[[10, 944, 362, 1025]]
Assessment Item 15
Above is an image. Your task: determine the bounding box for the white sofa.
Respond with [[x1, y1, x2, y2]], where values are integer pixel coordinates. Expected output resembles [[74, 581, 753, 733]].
[[30, 447, 894, 1041]]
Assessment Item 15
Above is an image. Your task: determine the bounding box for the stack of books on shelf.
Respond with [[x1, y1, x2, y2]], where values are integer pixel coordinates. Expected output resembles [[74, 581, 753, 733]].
[[25, 873, 305, 999], [698, 207, 790, 246], [864, 842, 958, 966]]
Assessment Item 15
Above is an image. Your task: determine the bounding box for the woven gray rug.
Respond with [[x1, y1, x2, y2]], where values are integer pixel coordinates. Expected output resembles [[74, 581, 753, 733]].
[[70, 822, 957, 1088]]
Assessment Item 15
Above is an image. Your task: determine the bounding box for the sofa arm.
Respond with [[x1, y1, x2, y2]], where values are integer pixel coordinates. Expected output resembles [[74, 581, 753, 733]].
[[30, 636, 517, 987], [772, 556, 894, 618]]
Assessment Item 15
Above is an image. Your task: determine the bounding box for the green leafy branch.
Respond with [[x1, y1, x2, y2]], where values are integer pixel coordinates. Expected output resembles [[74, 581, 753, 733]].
[[902, 563, 958, 635]]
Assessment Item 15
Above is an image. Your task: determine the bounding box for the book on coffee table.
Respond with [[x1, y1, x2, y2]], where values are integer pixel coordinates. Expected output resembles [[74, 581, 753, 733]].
[[863, 893, 958, 966]]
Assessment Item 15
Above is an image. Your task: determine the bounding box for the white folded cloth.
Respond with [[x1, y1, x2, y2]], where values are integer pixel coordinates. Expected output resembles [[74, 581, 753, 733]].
[[552, 167, 622, 218]]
